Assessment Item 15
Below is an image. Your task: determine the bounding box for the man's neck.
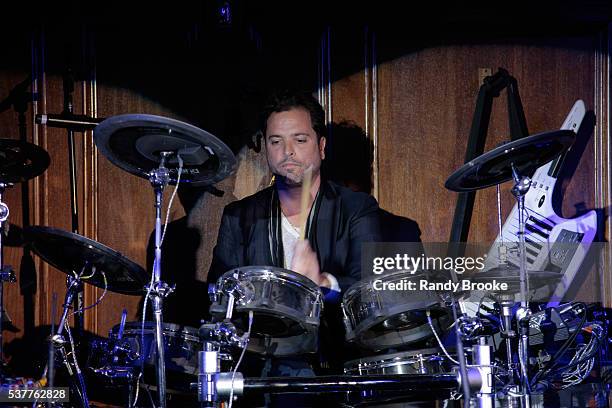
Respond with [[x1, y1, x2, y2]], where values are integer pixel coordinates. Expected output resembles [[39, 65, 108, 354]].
[[276, 174, 321, 218]]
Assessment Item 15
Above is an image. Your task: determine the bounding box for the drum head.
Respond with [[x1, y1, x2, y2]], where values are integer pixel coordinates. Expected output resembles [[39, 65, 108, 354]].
[[210, 266, 323, 356]]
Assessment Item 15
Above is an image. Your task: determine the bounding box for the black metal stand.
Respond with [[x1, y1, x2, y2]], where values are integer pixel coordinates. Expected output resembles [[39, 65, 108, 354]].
[[243, 373, 459, 393], [0, 184, 12, 366], [61, 68, 86, 339], [148, 152, 176, 408], [510, 166, 533, 397], [50, 276, 90, 408], [449, 68, 529, 245], [446, 67, 531, 407]]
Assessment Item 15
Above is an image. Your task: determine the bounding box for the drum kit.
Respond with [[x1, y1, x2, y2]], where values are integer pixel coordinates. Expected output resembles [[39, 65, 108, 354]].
[[0, 112, 605, 407]]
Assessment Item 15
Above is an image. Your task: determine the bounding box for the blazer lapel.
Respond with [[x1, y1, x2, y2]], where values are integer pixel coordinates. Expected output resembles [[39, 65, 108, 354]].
[[244, 187, 275, 266], [315, 181, 338, 272]]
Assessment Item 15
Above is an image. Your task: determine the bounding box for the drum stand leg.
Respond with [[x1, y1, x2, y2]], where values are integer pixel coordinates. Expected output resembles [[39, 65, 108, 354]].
[[498, 298, 516, 381], [473, 338, 494, 408], [0, 184, 16, 382], [148, 152, 176, 408], [510, 166, 532, 397], [50, 276, 90, 408], [198, 343, 220, 407], [450, 296, 472, 406]]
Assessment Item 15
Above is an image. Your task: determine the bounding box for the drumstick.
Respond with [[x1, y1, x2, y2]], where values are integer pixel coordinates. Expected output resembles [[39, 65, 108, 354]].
[[298, 166, 313, 241]]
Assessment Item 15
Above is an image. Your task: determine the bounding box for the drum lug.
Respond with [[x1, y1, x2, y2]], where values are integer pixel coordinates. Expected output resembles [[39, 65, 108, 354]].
[[208, 283, 219, 302]]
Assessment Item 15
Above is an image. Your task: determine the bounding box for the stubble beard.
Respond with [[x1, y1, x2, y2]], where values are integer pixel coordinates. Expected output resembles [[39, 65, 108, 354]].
[[276, 167, 304, 186]]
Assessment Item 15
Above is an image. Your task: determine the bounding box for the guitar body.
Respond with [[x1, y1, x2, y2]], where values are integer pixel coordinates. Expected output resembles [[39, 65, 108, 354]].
[[483, 100, 597, 303]]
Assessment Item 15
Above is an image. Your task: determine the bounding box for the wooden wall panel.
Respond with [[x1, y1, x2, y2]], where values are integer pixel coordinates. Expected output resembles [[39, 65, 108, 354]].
[[373, 39, 599, 300], [375, 40, 595, 243], [329, 27, 367, 128], [37, 76, 88, 330]]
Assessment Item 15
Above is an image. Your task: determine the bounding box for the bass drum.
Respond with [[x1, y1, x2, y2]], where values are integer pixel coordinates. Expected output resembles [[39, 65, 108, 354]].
[[342, 270, 450, 351], [210, 266, 323, 356]]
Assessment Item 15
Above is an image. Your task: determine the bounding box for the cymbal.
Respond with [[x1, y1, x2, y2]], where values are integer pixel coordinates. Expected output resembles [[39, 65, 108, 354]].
[[428, 266, 560, 298], [466, 265, 561, 296], [0, 139, 50, 184], [93, 114, 236, 186], [445, 130, 575, 192], [23, 226, 146, 295]]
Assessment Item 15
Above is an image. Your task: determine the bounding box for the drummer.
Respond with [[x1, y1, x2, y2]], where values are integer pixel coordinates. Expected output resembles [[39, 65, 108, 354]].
[[207, 89, 382, 372]]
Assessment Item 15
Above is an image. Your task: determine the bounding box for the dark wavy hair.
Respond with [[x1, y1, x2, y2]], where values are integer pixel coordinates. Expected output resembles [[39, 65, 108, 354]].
[[260, 89, 327, 141]]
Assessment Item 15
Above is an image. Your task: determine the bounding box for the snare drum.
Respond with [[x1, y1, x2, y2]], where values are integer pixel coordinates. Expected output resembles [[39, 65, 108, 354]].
[[209, 266, 323, 356], [342, 270, 450, 350], [344, 348, 454, 407], [344, 348, 449, 375]]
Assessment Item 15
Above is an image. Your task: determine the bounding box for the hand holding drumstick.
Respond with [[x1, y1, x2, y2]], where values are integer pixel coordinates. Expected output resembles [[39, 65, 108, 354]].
[[290, 167, 331, 288]]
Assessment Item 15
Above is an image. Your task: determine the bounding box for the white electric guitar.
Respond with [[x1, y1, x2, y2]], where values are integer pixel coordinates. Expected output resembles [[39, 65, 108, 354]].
[[483, 100, 597, 303]]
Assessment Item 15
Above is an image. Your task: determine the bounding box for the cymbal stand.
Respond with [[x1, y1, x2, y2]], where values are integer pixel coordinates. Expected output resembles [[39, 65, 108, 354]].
[[197, 286, 238, 408], [497, 296, 516, 381], [50, 275, 90, 408], [148, 152, 175, 408], [0, 182, 16, 373], [510, 164, 532, 397], [472, 337, 494, 408]]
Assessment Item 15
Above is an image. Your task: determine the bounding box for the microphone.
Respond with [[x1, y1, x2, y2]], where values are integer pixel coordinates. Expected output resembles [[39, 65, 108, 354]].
[[35, 113, 104, 131]]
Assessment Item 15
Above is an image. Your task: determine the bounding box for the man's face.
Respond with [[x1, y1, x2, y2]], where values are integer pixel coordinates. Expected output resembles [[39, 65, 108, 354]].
[[265, 108, 326, 185]]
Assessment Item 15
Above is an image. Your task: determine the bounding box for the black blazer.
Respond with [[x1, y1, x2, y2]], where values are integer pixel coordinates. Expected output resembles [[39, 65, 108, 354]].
[[208, 180, 382, 292]]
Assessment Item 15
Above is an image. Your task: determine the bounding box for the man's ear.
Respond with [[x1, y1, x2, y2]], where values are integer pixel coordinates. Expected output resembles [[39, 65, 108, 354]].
[[319, 136, 327, 160]]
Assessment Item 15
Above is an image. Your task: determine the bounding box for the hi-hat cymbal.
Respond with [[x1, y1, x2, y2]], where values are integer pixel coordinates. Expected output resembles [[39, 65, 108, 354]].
[[23, 226, 146, 295], [0, 139, 50, 184], [428, 266, 561, 298], [467, 265, 561, 295], [93, 114, 236, 186], [445, 130, 575, 192]]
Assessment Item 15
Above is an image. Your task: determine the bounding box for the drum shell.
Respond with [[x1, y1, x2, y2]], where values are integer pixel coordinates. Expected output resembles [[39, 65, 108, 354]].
[[112, 321, 201, 376], [344, 348, 449, 376], [210, 266, 323, 356], [342, 271, 450, 350]]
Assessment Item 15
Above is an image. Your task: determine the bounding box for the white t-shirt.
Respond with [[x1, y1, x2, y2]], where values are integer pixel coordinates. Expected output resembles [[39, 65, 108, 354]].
[[280, 212, 340, 292]]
